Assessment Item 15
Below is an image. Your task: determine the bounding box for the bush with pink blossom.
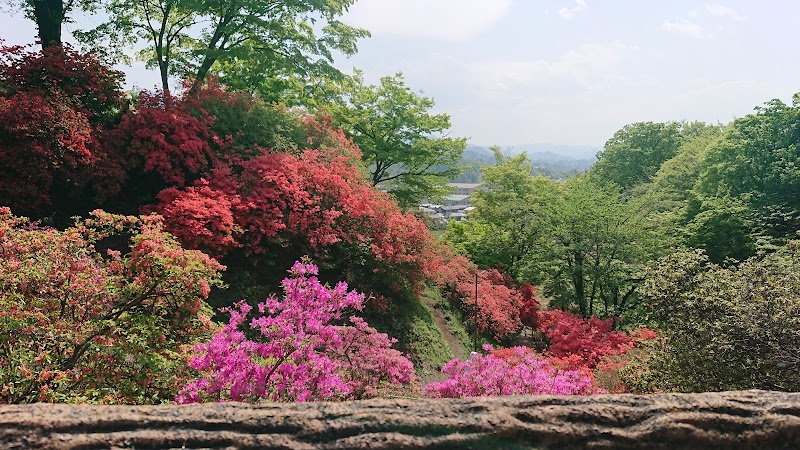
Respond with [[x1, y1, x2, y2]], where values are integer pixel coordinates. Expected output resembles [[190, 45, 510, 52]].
[[425, 345, 601, 398], [177, 261, 417, 403]]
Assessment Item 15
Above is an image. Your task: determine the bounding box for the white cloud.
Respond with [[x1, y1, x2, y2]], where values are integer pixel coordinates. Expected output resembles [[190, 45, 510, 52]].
[[705, 3, 747, 21], [465, 42, 636, 100], [343, 0, 512, 41], [661, 19, 710, 39], [558, 0, 587, 19]]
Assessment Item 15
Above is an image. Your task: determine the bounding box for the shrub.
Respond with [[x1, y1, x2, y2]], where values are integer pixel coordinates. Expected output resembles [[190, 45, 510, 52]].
[[0, 45, 126, 218], [642, 243, 800, 391], [593, 328, 660, 394], [537, 309, 632, 369], [435, 255, 538, 340], [425, 345, 599, 398], [177, 261, 417, 403], [0, 208, 223, 403]]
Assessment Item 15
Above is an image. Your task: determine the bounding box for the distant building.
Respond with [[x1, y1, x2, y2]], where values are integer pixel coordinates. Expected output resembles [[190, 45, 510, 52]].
[[447, 183, 484, 196], [417, 184, 483, 225]]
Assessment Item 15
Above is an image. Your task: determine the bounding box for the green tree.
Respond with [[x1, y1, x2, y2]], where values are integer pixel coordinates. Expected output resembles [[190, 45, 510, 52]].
[[82, 0, 368, 96], [448, 151, 661, 319], [643, 123, 724, 251], [592, 121, 683, 190], [695, 94, 800, 252], [320, 71, 466, 207], [453, 150, 558, 271], [515, 176, 660, 318]]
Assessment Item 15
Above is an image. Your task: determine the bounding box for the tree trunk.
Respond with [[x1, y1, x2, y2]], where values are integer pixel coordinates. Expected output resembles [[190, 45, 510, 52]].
[[32, 0, 64, 48], [573, 253, 586, 316], [190, 56, 216, 95]]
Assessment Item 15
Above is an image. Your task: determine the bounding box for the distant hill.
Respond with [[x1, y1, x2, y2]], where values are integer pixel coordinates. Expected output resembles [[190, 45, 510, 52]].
[[494, 143, 601, 160], [453, 143, 598, 183]]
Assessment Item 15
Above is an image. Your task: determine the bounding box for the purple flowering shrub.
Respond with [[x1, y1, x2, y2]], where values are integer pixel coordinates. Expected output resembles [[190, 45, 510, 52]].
[[425, 345, 601, 398], [176, 261, 417, 403]]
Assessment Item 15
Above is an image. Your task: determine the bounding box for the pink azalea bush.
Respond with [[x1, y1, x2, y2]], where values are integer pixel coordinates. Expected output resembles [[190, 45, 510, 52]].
[[176, 261, 417, 403], [425, 345, 601, 398]]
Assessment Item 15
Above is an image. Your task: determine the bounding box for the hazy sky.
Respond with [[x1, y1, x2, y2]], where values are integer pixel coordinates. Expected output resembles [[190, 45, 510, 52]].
[[2, 0, 799, 146]]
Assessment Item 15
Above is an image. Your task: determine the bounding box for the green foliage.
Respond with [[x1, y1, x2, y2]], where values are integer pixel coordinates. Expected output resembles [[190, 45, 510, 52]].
[[452, 151, 559, 271], [694, 95, 800, 254], [682, 195, 755, 263], [645, 124, 724, 246], [518, 176, 661, 318], [320, 71, 467, 207], [80, 0, 368, 95], [193, 84, 309, 155], [452, 153, 662, 319], [362, 289, 453, 374], [642, 242, 800, 391], [592, 121, 683, 190], [423, 286, 471, 352], [444, 220, 510, 269]]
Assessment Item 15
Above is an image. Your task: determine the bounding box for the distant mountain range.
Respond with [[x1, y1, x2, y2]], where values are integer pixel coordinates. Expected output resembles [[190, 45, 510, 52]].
[[466, 143, 601, 161], [453, 143, 600, 183]]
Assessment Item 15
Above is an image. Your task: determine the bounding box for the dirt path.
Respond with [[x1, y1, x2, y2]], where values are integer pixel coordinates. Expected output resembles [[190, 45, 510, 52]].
[[420, 293, 468, 361]]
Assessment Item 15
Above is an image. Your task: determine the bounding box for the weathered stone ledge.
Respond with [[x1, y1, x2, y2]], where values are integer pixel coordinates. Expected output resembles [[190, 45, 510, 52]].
[[2, 390, 799, 449]]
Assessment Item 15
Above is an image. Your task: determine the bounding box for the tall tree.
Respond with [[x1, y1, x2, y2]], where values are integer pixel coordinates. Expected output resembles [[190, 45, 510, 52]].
[[82, 0, 368, 96], [695, 94, 800, 250], [592, 121, 683, 190], [515, 176, 661, 318], [321, 71, 466, 207]]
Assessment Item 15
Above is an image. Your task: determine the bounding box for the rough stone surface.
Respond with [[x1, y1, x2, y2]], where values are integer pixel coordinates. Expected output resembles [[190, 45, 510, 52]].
[[1, 390, 799, 449]]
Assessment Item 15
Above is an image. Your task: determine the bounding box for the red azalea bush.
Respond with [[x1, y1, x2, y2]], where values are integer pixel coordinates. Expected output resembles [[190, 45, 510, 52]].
[[0, 208, 223, 404], [537, 310, 633, 369], [151, 105, 437, 300], [0, 91, 94, 210], [0, 45, 126, 216], [434, 255, 539, 339], [0, 44, 125, 123], [111, 91, 216, 186]]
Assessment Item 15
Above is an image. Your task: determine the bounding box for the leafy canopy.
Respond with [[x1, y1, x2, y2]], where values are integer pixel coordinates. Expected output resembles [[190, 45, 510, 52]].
[[81, 0, 369, 95], [592, 121, 683, 190], [321, 70, 466, 207]]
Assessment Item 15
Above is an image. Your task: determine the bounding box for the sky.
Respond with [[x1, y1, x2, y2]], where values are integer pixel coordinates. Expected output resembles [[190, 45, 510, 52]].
[[2, 0, 799, 147]]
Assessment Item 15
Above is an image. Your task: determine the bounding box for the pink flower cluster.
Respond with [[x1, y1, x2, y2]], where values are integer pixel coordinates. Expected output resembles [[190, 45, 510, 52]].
[[425, 345, 600, 398], [176, 261, 417, 403]]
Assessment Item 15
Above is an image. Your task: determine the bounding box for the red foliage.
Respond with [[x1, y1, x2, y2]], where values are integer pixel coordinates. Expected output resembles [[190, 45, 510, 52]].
[[490, 345, 536, 364], [0, 44, 125, 122], [151, 112, 436, 300], [0, 45, 126, 214], [537, 310, 633, 369], [434, 256, 536, 339], [112, 92, 216, 186], [518, 282, 539, 328], [156, 180, 242, 255]]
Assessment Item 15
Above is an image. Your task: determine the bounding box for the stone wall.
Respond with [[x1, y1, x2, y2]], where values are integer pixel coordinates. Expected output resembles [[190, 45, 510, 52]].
[[2, 390, 799, 449]]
